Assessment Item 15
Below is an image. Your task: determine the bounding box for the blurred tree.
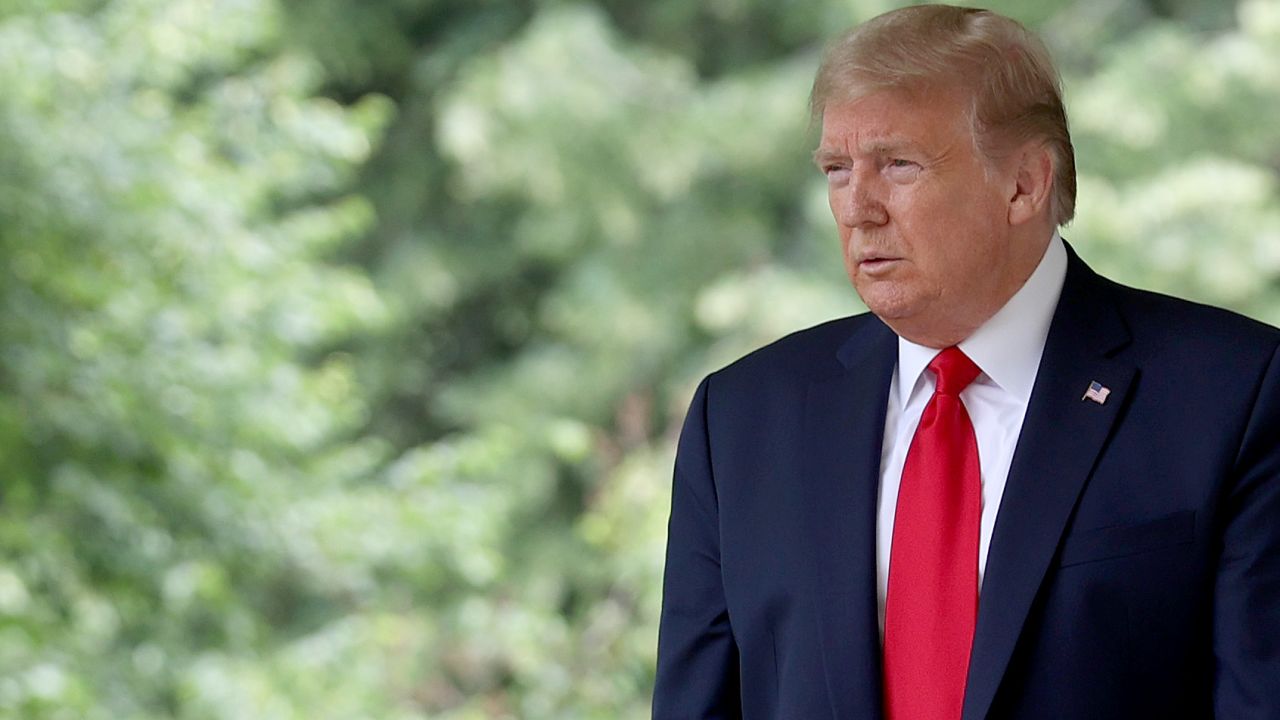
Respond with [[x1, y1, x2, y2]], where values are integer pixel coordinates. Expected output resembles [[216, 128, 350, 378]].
[[0, 0, 395, 717]]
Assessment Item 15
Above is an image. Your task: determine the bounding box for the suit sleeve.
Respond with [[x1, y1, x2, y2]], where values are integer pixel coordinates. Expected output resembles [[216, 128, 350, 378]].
[[1214, 342, 1280, 717], [653, 375, 743, 719]]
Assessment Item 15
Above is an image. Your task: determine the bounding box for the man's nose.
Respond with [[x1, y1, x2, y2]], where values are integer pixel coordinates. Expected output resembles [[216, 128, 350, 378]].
[[835, 172, 889, 228]]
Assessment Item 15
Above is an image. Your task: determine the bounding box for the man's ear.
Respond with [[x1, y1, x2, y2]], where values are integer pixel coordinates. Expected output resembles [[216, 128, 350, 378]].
[[1007, 142, 1054, 226]]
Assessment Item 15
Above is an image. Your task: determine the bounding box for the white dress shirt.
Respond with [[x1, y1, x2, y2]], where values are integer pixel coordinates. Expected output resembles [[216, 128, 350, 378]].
[[876, 233, 1068, 632]]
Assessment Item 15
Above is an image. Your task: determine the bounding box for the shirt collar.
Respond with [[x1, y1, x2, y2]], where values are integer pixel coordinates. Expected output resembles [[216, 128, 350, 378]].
[[896, 231, 1068, 406]]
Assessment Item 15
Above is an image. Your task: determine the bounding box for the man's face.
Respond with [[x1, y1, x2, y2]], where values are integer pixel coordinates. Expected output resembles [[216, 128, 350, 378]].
[[816, 88, 1025, 347]]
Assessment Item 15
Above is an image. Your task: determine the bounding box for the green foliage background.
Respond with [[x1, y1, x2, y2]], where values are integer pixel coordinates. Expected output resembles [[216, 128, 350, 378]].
[[0, 0, 1277, 717]]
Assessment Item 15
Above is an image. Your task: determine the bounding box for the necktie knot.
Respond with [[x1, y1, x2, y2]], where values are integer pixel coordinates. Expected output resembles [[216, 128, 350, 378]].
[[929, 347, 981, 396]]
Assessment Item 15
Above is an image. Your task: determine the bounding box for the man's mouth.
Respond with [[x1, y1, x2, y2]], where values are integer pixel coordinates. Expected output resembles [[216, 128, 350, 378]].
[[858, 255, 902, 274]]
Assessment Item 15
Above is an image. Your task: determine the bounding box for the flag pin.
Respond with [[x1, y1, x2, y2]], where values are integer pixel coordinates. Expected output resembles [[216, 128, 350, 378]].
[[1082, 381, 1110, 404]]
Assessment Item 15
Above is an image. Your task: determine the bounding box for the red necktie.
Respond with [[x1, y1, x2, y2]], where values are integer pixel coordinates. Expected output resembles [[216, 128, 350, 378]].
[[884, 347, 982, 720]]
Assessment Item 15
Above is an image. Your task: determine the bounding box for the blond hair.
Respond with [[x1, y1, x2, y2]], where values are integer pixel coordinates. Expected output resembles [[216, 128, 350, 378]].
[[810, 5, 1076, 225]]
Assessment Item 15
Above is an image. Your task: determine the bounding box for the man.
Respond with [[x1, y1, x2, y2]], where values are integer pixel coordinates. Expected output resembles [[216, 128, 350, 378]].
[[653, 5, 1280, 720]]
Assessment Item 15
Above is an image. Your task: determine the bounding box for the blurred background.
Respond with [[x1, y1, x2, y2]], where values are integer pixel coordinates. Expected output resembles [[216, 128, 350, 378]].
[[0, 0, 1278, 717]]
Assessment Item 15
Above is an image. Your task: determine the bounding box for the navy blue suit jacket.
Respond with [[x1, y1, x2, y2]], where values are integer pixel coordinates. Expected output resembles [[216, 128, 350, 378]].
[[653, 247, 1280, 719]]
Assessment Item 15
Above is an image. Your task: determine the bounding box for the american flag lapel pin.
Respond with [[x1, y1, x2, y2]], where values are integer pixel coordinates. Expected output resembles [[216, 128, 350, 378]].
[[1082, 380, 1111, 404]]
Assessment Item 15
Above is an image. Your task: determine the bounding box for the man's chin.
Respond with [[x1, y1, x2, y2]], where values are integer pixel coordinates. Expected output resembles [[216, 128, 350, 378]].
[[854, 285, 918, 322], [855, 291, 957, 345]]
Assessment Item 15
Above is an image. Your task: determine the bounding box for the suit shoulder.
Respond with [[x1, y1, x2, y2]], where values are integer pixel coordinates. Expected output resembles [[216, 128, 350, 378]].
[[1106, 278, 1280, 352], [708, 313, 877, 387]]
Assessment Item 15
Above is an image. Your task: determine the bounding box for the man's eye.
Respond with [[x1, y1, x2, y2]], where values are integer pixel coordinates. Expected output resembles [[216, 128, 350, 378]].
[[888, 158, 915, 168]]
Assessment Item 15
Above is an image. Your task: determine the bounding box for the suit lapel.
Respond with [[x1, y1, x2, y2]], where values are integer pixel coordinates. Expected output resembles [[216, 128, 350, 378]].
[[962, 249, 1136, 720], [802, 318, 897, 720]]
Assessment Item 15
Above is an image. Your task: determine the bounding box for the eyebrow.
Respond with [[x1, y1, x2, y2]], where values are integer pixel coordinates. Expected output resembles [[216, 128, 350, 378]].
[[812, 138, 922, 167], [812, 148, 846, 167]]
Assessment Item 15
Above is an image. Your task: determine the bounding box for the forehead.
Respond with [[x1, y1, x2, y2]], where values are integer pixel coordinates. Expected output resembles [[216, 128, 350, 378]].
[[817, 87, 972, 155]]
